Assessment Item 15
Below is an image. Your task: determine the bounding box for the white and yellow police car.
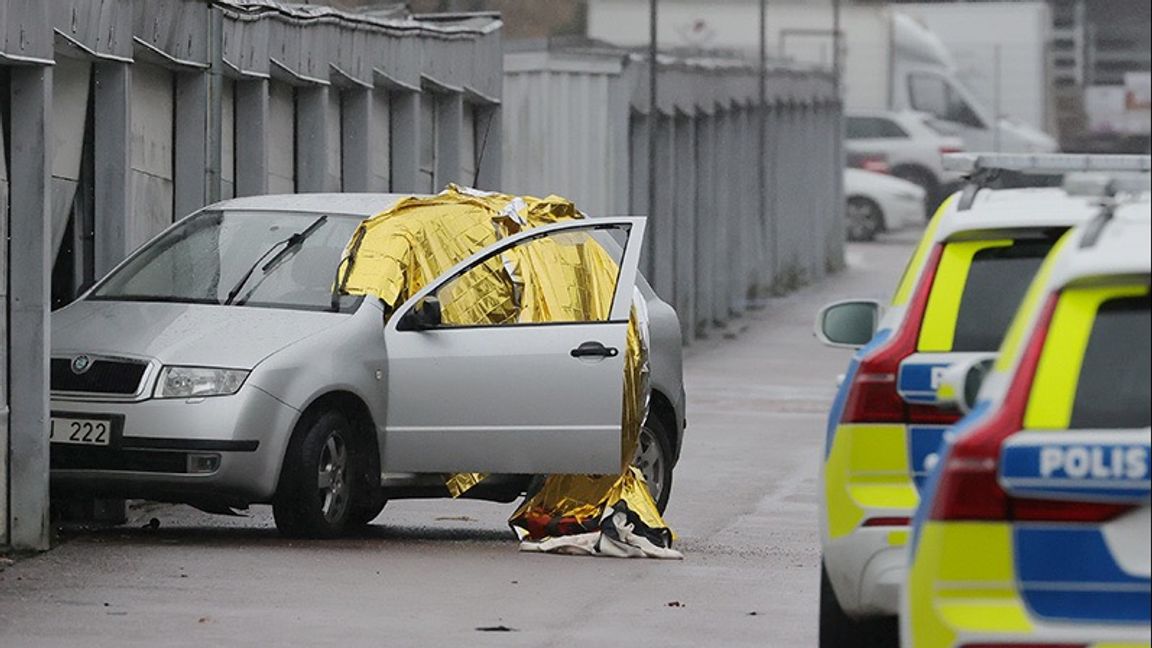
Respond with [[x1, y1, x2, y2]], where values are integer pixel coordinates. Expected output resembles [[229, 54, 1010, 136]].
[[815, 154, 1150, 647], [903, 191, 1151, 648]]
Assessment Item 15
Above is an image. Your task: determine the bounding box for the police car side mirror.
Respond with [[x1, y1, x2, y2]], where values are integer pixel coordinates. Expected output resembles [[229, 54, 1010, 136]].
[[815, 299, 881, 349], [937, 354, 996, 414]]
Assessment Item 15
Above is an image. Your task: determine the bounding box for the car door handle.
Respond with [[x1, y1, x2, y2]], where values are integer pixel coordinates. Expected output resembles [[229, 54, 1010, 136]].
[[570, 341, 619, 359]]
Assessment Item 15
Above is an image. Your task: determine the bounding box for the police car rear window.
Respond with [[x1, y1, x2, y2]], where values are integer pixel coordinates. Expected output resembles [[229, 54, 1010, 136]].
[[1070, 295, 1151, 429], [951, 241, 1055, 352]]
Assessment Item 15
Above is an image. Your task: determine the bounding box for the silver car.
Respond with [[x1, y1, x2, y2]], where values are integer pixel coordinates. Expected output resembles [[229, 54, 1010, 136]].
[[50, 194, 685, 537]]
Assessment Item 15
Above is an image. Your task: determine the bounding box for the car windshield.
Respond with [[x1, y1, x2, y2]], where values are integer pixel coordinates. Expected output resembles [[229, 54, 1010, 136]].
[[90, 210, 364, 312]]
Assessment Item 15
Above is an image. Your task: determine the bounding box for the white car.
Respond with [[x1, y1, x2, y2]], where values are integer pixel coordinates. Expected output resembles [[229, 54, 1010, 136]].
[[844, 168, 927, 242], [846, 110, 965, 206]]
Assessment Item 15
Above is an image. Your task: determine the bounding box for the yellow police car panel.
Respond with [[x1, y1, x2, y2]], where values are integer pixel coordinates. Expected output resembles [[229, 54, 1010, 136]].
[[903, 194, 1151, 648], [817, 155, 1114, 647]]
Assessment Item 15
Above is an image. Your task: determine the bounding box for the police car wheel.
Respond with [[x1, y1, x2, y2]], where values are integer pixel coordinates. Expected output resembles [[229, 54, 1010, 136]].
[[819, 561, 898, 648]]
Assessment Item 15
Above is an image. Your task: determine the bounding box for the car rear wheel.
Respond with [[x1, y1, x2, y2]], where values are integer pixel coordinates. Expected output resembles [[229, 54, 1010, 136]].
[[633, 416, 674, 514], [273, 410, 361, 538], [846, 197, 884, 242], [819, 560, 899, 648]]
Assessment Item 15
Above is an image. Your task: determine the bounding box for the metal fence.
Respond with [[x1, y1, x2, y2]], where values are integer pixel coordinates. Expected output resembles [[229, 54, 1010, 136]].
[[1, 0, 503, 551], [502, 44, 844, 342]]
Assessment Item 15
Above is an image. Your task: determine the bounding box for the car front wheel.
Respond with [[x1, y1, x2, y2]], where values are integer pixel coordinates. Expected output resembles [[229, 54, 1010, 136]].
[[273, 409, 361, 538]]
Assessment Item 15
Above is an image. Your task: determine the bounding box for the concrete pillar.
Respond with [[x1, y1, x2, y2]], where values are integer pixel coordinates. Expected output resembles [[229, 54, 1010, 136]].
[[7, 65, 52, 551], [761, 104, 777, 290], [804, 103, 821, 281], [729, 107, 747, 317], [93, 62, 131, 276], [673, 111, 696, 343], [693, 114, 716, 335], [341, 87, 372, 193], [434, 92, 463, 189], [473, 105, 502, 191], [234, 79, 269, 197], [175, 71, 209, 219], [712, 109, 731, 324], [628, 112, 652, 280], [389, 90, 421, 193], [828, 101, 846, 271], [651, 113, 676, 303], [295, 86, 329, 193]]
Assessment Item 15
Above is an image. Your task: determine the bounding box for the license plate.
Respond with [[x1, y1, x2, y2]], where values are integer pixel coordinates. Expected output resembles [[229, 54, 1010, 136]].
[[50, 417, 112, 446]]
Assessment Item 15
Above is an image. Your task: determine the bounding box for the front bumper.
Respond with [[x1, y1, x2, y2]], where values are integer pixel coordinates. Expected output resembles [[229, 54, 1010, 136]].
[[50, 385, 299, 507]]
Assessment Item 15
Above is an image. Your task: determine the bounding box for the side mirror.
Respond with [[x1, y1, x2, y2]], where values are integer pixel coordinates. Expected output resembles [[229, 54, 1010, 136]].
[[815, 299, 881, 348], [936, 354, 996, 414], [397, 296, 443, 331]]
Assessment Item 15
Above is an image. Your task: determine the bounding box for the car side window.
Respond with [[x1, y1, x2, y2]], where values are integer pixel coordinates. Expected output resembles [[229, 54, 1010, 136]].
[[908, 73, 984, 129], [1069, 294, 1151, 429], [430, 225, 626, 327], [846, 117, 908, 140]]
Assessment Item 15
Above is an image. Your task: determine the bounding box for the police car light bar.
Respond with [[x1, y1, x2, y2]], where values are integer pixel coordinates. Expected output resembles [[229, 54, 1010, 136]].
[[943, 153, 1152, 175]]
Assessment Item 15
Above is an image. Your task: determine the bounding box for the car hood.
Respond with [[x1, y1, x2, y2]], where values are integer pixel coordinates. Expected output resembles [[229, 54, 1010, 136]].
[[52, 300, 350, 369], [998, 119, 1060, 153]]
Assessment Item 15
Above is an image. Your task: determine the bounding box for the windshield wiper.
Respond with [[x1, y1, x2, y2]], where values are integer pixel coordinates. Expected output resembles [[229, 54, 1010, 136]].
[[224, 215, 328, 306]]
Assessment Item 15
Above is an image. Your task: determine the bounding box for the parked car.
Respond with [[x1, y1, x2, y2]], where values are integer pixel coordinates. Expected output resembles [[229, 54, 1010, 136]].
[[844, 168, 927, 242], [814, 155, 1137, 648], [903, 198, 1151, 648], [846, 110, 966, 208], [49, 193, 686, 537]]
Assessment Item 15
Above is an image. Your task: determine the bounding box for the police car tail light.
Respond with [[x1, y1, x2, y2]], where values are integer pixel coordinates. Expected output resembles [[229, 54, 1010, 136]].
[[1011, 498, 1131, 523], [842, 245, 943, 425], [931, 294, 1057, 521]]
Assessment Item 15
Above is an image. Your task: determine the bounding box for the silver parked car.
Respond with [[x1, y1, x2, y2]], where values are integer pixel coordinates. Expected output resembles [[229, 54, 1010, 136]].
[[50, 194, 686, 537]]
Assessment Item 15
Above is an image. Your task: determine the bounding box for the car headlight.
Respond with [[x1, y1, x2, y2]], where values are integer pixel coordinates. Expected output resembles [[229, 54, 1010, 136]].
[[154, 366, 250, 399]]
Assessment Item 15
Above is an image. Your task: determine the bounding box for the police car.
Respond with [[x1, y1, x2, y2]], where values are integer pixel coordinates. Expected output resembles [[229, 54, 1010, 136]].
[[814, 154, 1150, 647], [903, 191, 1151, 648]]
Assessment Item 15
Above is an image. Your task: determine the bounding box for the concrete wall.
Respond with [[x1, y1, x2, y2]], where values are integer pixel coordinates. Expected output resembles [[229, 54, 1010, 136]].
[[503, 47, 844, 341], [0, 0, 503, 551]]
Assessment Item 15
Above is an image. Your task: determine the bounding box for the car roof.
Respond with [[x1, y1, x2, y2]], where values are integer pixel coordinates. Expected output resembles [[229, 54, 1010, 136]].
[[1052, 201, 1152, 286], [931, 187, 1131, 241], [205, 193, 424, 217]]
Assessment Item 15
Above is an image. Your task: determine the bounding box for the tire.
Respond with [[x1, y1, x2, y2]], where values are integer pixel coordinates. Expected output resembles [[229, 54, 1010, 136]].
[[633, 415, 675, 514], [820, 561, 899, 648], [347, 497, 387, 528], [891, 165, 939, 216], [846, 197, 884, 242], [273, 409, 362, 538]]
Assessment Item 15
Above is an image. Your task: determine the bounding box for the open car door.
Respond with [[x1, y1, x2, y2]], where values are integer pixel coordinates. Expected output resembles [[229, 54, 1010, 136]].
[[381, 217, 646, 474]]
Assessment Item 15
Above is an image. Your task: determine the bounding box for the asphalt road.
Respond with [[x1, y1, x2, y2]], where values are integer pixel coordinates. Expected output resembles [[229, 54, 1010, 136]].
[[0, 231, 917, 647]]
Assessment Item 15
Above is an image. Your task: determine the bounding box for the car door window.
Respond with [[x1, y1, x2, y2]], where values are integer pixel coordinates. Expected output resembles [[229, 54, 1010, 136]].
[[908, 73, 985, 129], [846, 117, 908, 139], [430, 225, 626, 327], [920, 238, 1057, 352], [1069, 294, 1151, 429]]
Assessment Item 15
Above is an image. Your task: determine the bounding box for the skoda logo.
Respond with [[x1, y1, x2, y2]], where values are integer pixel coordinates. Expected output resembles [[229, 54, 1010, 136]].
[[71, 355, 93, 375]]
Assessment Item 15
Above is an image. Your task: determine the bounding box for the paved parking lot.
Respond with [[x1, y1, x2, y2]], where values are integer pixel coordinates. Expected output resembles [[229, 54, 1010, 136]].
[[0, 232, 918, 647]]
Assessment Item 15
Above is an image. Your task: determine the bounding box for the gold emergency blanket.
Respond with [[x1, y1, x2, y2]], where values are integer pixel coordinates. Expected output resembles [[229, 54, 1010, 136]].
[[337, 186, 675, 554]]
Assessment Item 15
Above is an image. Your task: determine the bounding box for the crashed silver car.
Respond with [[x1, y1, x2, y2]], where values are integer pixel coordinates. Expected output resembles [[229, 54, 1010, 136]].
[[50, 194, 685, 537]]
